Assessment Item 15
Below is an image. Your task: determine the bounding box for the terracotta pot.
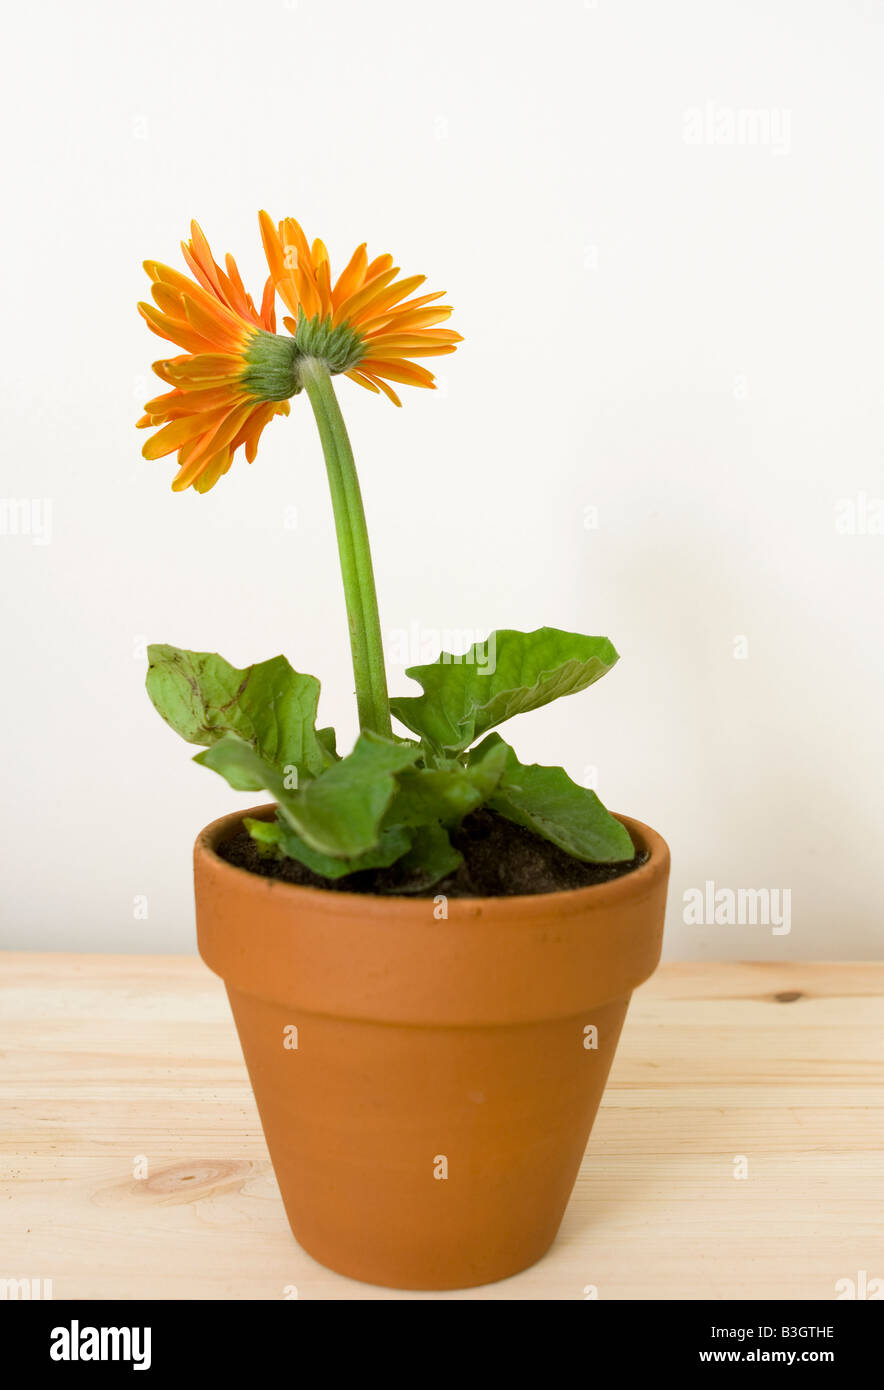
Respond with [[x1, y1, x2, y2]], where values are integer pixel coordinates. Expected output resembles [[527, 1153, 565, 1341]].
[[195, 805, 669, 1290]]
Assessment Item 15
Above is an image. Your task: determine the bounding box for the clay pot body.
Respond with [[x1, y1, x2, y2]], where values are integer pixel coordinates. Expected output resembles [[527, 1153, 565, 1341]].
[[195, 806, 670, 1290]]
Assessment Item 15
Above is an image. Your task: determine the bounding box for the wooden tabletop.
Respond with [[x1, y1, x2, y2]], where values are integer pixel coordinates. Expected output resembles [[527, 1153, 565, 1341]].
[[1, 955, 881, 1301]]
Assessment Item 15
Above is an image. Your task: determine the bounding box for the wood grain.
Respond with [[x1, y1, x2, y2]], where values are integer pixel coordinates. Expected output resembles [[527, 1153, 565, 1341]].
[[1, 954, 882, 1300]]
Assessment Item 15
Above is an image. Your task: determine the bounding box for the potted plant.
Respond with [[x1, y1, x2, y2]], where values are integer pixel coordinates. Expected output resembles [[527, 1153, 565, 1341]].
[[137, 213, 670, 1290]]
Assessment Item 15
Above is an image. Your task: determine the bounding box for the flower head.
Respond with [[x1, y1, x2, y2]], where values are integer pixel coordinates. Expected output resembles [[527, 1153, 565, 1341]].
[[137, 222, 293, 492], [137, 216, 461, 492], [259, 211, 462, 405]]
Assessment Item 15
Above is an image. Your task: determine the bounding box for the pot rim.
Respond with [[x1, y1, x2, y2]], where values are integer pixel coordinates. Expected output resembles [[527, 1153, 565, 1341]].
[[195, 802, 670, 922]]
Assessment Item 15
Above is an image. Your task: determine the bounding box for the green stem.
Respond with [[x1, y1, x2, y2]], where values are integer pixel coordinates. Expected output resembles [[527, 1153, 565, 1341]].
[[300, 357, 393, 738]]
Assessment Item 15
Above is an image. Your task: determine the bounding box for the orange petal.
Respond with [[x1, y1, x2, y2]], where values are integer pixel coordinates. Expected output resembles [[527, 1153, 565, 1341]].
[[384, 290, 447, 313], [181, 225, 223, 298], [358, 372, 402, 406], [363, 331, 461, 349], [294, 264, 322, 320], [368, 305, 453, 334], [235, 402, 277, 462], [345, 369, 381, 394], [347, 274, 427, 328], [172, 446, 224, 492], [282, 217, 313, 274], [258, 210, 300, 317], [333, 243, 368, 306], [364, 253, 394, 279], [150, 282, 186, 317], [333, 267, 401, 327], [191, 448, 235, 494], [367, 342, 458, 359], [259, 277, 277, 332], [175, 400, 257, 471], [142, 412, 220, 459], [162, 353, 242, 384], [315, 257, 333, 318], [181, 295, 245, 351], [138, 302, 214, 354], [151, 357, 184, 384], [146, 384, 246, 418], [361, 358, 436, 388]]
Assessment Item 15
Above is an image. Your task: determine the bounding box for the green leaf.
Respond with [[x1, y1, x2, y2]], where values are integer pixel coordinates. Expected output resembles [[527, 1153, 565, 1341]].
[[272, 817, 413, 880], [246, 813, 457, 890], [242, 816, 285, 859], [244, 815, 412, 880], [390, 627, 620, 752], [195, 732, 288, 795], [383, 734, 509, 830], [465, 732, 511, 794], [200, 730, 421, 860], [386, 767, 477, 828], [481, 735, 635, 863], [146, 645, 325, 782], [385, 823, 463, 893], [285, 732, 421, 857], [317, 726, 339, 765]]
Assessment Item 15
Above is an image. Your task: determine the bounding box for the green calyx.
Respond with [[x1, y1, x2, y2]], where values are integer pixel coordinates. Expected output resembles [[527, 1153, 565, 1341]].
[[242, 313, 366, 403], [242, 329, 300, 401], [291, 309, 365, 376]]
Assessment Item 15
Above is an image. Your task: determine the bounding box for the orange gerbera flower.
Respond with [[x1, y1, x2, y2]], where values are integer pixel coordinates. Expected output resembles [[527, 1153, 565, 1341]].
[[138, 216, 461, 492], [137, 223, 293, 493], [258, 210, 462, 406]]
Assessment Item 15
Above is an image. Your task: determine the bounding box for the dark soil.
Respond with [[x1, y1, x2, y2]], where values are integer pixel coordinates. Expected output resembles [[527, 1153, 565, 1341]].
[[218, 808, 648, 898]]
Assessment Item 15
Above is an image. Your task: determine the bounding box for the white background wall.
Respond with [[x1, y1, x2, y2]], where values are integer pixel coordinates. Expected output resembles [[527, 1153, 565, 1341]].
[[2, 0, 882, 957]]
